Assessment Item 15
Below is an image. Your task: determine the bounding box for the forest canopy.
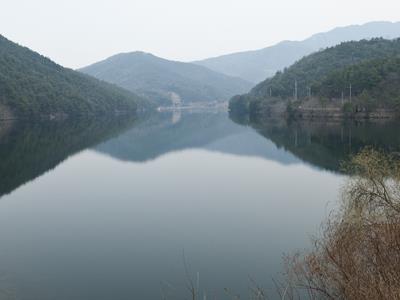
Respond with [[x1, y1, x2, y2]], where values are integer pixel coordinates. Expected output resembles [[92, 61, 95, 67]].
[[0, 35, 148, 118], [230, 38, 400, 117]]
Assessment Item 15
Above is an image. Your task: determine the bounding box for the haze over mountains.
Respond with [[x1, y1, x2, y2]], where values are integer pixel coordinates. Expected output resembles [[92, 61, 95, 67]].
[[194, 21, 400, 83], [1, 20, 400, 118], [80, 52, 252, 106]]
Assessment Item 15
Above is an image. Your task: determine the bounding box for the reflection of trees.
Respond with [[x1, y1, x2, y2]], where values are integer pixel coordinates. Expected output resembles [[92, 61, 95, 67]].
[[0, 116, 139, 199], [236, 116, 400, 173], [283, 148, 400, 299]]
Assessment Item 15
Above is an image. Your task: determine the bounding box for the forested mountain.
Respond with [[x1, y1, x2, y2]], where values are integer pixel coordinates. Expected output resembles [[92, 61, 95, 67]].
[[194, 21, 400, 83], [80, 52, 252, 106], [229, 38, 400, 118], [313, 56, 400, 110], [250, 38, 400, 99], [0, 35, 147, 119]]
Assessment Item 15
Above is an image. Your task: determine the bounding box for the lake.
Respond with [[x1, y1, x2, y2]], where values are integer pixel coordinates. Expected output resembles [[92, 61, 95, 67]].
[[0, 111, 398, 299]]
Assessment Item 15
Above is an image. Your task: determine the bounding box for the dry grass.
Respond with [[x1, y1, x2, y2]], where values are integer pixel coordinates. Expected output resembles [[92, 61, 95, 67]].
[[281, 148, 400, 300]]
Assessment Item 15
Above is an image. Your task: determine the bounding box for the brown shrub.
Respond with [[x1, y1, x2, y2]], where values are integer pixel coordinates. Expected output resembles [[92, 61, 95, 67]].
[[282, 148, 400, 300]]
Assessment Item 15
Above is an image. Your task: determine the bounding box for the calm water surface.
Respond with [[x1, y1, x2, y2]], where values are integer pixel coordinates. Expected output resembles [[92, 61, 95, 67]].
[[1, 111, 397, 299]]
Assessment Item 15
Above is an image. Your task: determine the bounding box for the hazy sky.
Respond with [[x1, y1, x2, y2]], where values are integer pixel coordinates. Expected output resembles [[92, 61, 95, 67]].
[[1, 0, 399, 69]]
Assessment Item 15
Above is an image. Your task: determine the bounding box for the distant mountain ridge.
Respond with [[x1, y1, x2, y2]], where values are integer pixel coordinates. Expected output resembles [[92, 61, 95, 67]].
[[80, 52, 252, 106], [194, 21, 400, 83], [0, 35, 147, 119]]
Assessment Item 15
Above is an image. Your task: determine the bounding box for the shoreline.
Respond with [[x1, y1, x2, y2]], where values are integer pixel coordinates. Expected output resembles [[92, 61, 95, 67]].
[[290, 107, 398, 120]]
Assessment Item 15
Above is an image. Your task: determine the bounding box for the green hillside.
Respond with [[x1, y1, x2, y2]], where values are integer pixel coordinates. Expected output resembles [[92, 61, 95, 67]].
[[0, 35, 147, 119], [313, 56, 400, 110], [230, 38, 400, 118]]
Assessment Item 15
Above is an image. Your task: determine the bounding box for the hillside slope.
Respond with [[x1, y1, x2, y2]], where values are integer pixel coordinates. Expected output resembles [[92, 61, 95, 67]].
[[251, 38, 400, 98], [80, 52, 252, 106], [194, 21, 400, 83], [313, 56, 400, 109], [229, 38, 400, 119], [0, 35, 147, 119]]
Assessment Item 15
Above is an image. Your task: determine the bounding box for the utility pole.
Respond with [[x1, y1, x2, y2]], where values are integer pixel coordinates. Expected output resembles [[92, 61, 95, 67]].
[[341, 126, 344, 142], [294, 80, 298, 101], [349, 84, 352, 103], [269, 87, 272, 97], [349, 127, 352, 151]]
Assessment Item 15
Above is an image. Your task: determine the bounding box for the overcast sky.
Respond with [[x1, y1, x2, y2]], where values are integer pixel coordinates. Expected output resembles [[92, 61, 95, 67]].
[[1, 0, 399, 69]]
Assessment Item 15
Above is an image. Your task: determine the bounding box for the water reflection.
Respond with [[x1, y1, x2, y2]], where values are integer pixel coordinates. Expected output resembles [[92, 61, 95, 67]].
[[232, 116, 400, 172], [2, 111, 400, 200], [0, 112, 339, 300], [0, 111, 399, 299], [95, 111, 299, 165], [0, 117, 139, 199]]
